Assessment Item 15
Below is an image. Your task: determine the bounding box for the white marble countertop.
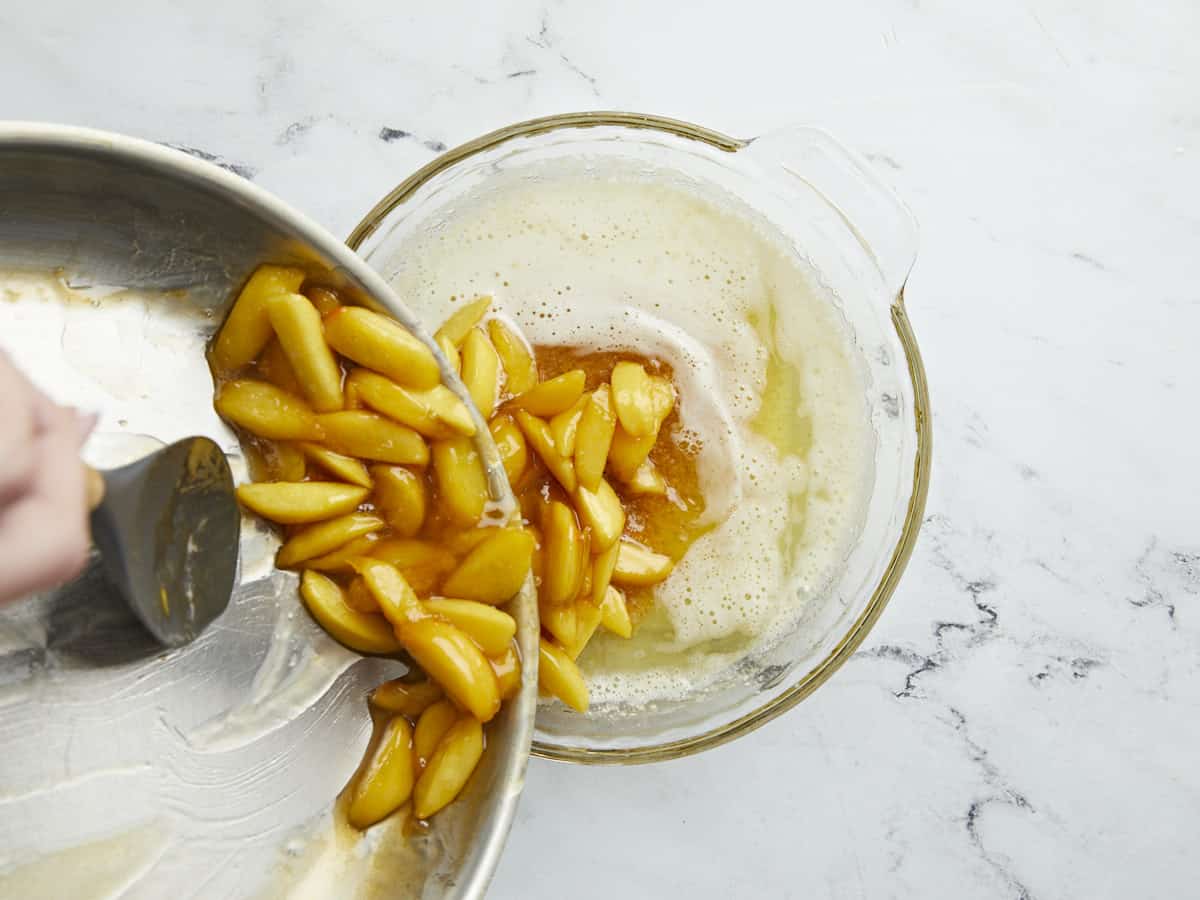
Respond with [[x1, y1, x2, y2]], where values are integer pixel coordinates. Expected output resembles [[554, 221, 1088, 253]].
[[3, 2, 1197, 897]]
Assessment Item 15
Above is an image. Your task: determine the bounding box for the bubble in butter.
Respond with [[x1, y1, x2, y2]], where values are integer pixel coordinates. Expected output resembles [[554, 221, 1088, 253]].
[[382, 163, 875, 707]]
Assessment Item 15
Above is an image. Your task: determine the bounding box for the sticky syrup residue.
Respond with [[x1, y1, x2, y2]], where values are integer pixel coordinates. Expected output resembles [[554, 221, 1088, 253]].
[[525, 344, 710, 625]]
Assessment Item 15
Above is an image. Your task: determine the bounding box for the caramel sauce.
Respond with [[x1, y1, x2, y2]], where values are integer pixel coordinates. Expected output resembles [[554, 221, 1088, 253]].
[[520, 345, 712, 624]]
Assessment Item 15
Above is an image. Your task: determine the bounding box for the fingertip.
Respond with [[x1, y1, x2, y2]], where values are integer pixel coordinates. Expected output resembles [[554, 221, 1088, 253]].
[[72, 409, 100, 446], [58, 525, 93, 584]]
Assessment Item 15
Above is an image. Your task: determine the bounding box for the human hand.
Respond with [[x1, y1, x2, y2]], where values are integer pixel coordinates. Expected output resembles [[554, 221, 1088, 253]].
[[0, 351, 95, 605]]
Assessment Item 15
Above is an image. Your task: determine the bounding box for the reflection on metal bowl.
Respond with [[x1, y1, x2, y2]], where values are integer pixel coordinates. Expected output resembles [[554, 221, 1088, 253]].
[[0, 123, 536, 900]]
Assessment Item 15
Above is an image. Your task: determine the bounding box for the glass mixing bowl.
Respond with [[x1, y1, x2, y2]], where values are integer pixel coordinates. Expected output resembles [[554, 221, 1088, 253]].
[[348, 112, 931, 763]]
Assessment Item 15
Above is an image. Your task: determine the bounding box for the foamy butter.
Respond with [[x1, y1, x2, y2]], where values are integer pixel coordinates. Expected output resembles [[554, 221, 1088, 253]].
[[386, 169, 873, 706]]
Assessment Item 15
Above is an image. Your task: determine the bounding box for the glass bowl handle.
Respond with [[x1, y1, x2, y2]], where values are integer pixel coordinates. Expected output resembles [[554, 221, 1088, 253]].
[[743, 126, 919, 304]]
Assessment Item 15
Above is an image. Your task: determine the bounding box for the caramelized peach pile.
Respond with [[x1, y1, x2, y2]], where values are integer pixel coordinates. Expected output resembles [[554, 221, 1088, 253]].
[[210, 267, 694, 830]]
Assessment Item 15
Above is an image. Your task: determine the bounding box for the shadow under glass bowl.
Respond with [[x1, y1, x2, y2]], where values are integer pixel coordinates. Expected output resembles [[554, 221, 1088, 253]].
[[348, 111, 932, 764]]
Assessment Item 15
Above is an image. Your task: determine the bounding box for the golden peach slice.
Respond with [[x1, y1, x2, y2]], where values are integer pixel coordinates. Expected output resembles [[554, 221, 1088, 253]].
[[538, 638, 589, 712], [303, 533, 381, 573], [371, 465, 427, 537], [424, 598, 517, 656], [266, 292, 344, 412], [436, 333, 461, 375], [611, 538, 674, 587], [323, 306, 440, 390], [433, 296, 492, 347], [345, 576, 379, 613], [396, 618, 501, 722], [256, 338, 303, 395], [610, 361, 658, 437], [515, 410, 577, 493], [213, 264, 306, 374], [487, 318, 537, 395], [370, 678, 443, 717], [304, 285, 342, 317], [488, 415, 528, 486], [431, 436, 489, 526], [413, 699, 459, 770], [572, 478, 625, 552], [599, 584, 633, 638], [318, 410, 429, 466], [347, 716, 414, 830], [215, 380, 323, 441], [298, 441, 372, 487], [606, 424, 656, 482], [443, 527, 499, 558], [574, 385, 616, 492], [647, 374, 676, 426], [343, 377, 363, 408], [358, 559, 425, 626], [539, 594, 577, 648], [549, 395, 588, 457], [413, 716, 484, 820], [510, 369, 586, 417], [260, 440, 307, 481], [440, 528, 535, 605], [461, 328, 501, 418], [371, 539, 457, 596], [576, 529, 594, 597], [349, 369, 475, 438], [591, 539, 620, 606], [236, 481, 368, 525], [298, 569, 401, 655], [489, 645, 522, 700], [570, 599, 603, 660], [625, 459, 667, 495], [542, 501, 584, 607], [277, 512, 385, 567]]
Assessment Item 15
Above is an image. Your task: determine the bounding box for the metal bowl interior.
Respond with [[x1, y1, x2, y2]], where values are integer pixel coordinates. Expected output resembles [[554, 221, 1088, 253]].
[[0, 124, 536, 899], [348, 112, 931, 763]]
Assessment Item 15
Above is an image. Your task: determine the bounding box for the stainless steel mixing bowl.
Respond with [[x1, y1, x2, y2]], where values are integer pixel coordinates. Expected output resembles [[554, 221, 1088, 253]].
[[0, 123, 536, 899]]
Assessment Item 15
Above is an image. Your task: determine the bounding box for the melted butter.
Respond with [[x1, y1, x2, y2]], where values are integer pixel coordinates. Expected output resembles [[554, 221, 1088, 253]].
[[747, 304, 812, 460], [0, 820, 170, 898]]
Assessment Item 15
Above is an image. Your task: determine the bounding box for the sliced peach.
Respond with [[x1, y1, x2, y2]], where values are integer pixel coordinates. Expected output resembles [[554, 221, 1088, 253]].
[[347, 716, 414, 830], [298, 569, 400, 655], [538, 638, 588, 712], [432, 436, 489, 525], [509, 369, 585, 417], [440, 528, 534, 605], [323, 306, 440, 390], [396, 618, 500, 722], [215, 380, 323, 441], [574, 385, 616, 492], [266, 291, 343, 412], [515, 410, 576, 493], [413, 716, 484, 819], [461, 327, 500, 418], [317, 410, 429, 466], [487, 318, 537, 395], [213, 265, 306, 374], [433, 296, 492, 347]]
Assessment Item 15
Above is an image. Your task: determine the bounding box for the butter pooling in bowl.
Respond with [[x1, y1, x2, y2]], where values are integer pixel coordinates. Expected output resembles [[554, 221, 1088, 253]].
[[350, 113, 929, 760]]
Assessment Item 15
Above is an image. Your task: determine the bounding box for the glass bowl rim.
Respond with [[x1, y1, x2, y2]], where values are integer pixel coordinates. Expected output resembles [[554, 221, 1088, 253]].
[[345, 110, 932, 765]]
